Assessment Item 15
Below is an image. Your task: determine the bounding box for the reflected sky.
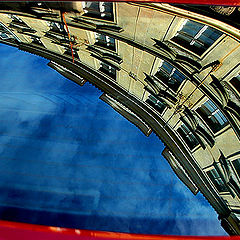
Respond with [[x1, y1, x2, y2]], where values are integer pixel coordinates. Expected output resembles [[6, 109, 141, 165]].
[[0, 43, 227, 236]]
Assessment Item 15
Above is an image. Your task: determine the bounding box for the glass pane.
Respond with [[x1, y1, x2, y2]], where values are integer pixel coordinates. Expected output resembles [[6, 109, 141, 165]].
[[172, 20, 222, 55], [174, 32, 193, 44], [146, 95, 166, 114], [83, 2, 113, 21], [155, 61, 185, 92], [172, 70, 185, 83], [182, 20, 203, 36], [230, 74, 240, 94], [207, 169, 228, 193], [197, 100, 228, 133], [213, 111, 228, 126], [99, 62, 116, 79], [177, 124, 199, 150], [232, 159, 240, 179], [95, 34, 116, 51], [201, 28, 222, 42], [0, 32, 9, 39], [161, 61, 173, 75]]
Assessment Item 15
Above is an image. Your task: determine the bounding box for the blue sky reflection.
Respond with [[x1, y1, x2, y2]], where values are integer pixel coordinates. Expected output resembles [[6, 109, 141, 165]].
[[0, 43, 227, 236]]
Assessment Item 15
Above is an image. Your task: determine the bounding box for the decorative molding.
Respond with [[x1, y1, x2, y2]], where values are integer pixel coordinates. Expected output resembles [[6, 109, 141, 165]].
[[175, 54, 202, 72], [87, 45, 122, 64], [152, 38, 175, 59], [210, 74, 240, 121], [144, 73, 177, 105], [213, 151, 240, 199], [162, 147, 199, 195], [183, 107, 215, 148], [47, 61, 86, 86], [71, 17, 123, 33], [99, 93, 152, 137]]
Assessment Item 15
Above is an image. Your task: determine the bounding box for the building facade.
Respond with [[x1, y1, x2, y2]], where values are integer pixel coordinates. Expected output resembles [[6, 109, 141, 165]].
[[0, 1, 239, 235]]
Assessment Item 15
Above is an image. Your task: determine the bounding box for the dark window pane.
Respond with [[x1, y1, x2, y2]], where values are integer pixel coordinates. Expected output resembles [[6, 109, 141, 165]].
[[177, 124, 199, 150], [50, 22, 65, 34], [207, 169, 228, 192], [64, 47, 80, 60], [162, 61, 173, 75], [0, 32, 9, 39], [82, 2, 114, 21], [154, 61, 185, 92], [30, 37, 45, 47], [197, 100, 228, 133], [172, 20, 222, 55], [146, 95, 166, 114], [232, 159, 240, 179], [230, 74, 240, 94], [99, 62, 116, 79], [95, 33, 116, 51], [183, 20, 203, 35]]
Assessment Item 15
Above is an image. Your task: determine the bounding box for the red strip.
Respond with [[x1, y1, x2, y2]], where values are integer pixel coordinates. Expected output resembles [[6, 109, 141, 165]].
[[62, 12, 75, 63], [0, 220, 239, 240]]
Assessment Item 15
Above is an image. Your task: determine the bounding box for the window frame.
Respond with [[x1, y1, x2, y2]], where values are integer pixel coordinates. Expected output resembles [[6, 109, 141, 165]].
[[177, 123, 200, 150], [207, 168, 229, 193], [146, 95, 167, 115], [81, 2, 115, 22], [99, 61, 117, 80], [154, 60, 186, 92], [170, 19, 223, 57], [94, 33, 116, 52], [196, 99, 229, 134]]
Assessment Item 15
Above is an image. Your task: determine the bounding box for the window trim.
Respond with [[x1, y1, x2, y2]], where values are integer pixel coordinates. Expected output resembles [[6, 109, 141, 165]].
[[196, 99, 229, 135], [99, 61, 117, 80], [168, 19, 225, 59], [145, 94, 167, 115], [154, 60, 186, 93], [176, 123, 200, 151], [206, 168, 229, 193], [94, 32, 116, 52], [81, 2, 116, 23]]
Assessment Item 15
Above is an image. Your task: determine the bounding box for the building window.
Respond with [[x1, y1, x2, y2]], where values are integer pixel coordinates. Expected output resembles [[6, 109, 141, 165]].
[[0, 26, 13, 40], [177, 124, 199, 150], [232, 159, 240, 179], [99, 62, 116, 79], [154, 61, 185, 92], [48, 21, 66, 35], [9, 15, 27, 27], [8, 15, 36, 33], [207, 169, 228, 193], [30, 36, 45, 47], [82, 2, 114, 21], [230, 74, 240, 94], [146, 95, 167, 114], [0, 23, 19, 41], [196, 99, 228, 134], [0, 32, 10, 40], [171, 19, 223, 55], [94, 33, 116, 51]]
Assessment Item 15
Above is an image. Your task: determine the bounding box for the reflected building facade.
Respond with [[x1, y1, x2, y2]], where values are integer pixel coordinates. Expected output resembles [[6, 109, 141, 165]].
[[0, 1, 239, 235]]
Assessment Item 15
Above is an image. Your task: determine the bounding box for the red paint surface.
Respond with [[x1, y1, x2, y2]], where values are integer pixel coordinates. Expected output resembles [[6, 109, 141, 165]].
[[0, 0, 238, 240], [1, 0, 240, 6], [0, 220, 239, 240], [0, 0, 239, 6], [113, 0, 240, 5]]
